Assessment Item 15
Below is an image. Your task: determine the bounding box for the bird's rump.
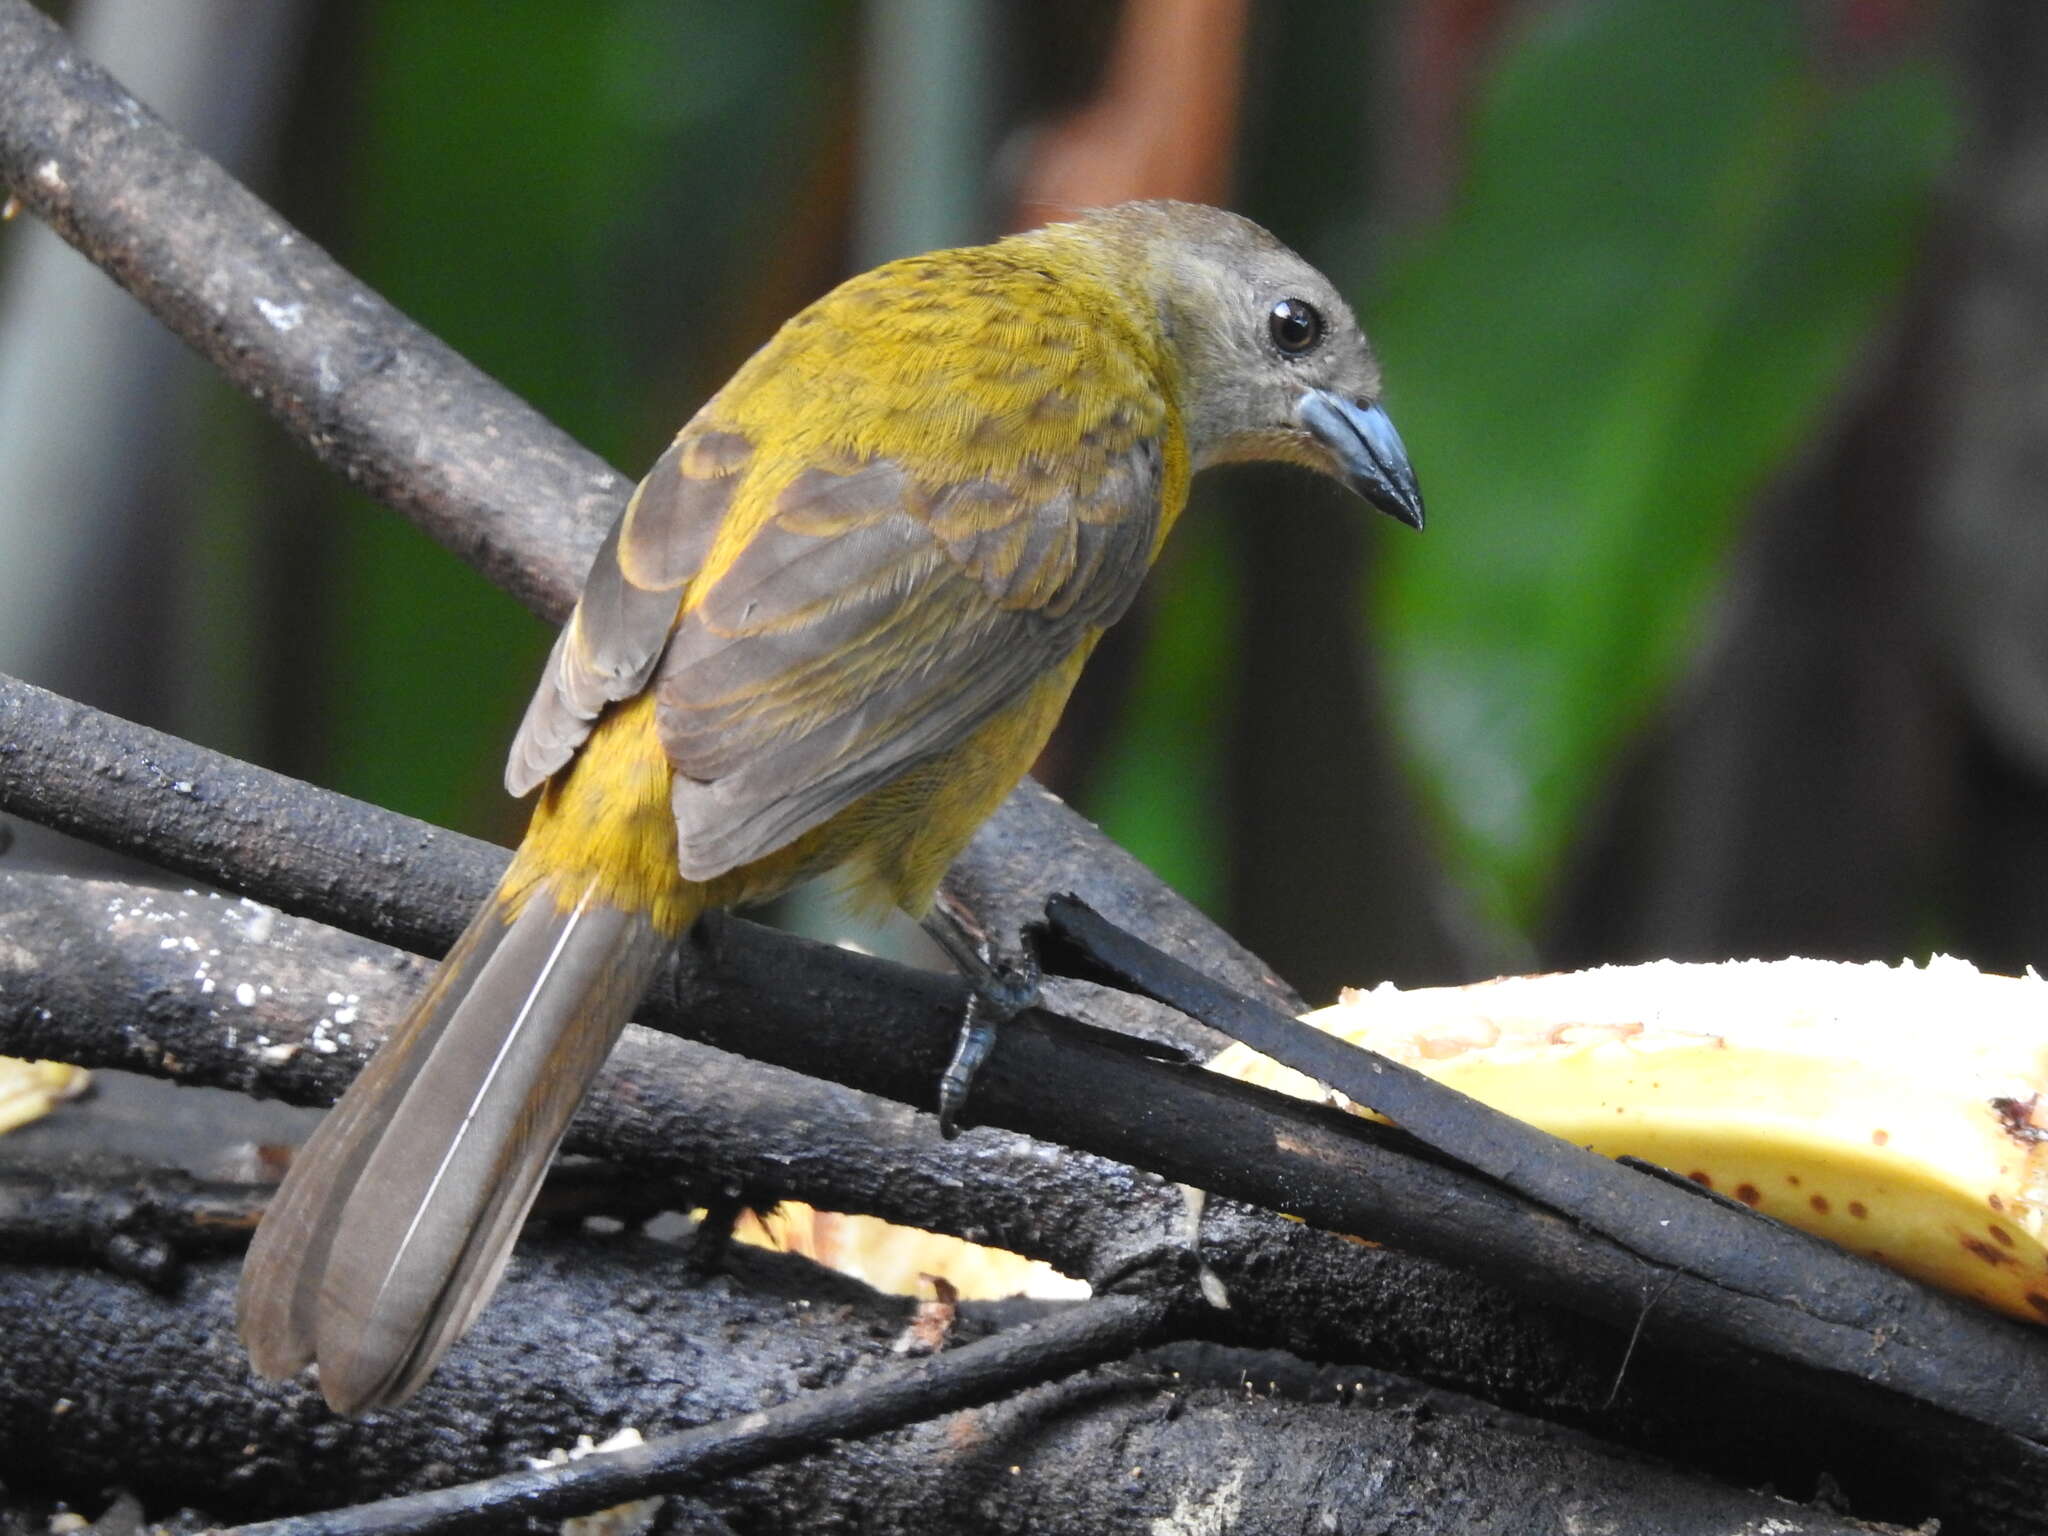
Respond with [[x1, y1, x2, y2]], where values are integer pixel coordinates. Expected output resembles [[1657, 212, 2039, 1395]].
[[504, 430, 749, 796]]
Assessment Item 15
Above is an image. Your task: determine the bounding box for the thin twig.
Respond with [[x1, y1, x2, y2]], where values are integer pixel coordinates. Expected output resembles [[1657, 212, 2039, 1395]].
[[223, 1295, 1174, 1536]]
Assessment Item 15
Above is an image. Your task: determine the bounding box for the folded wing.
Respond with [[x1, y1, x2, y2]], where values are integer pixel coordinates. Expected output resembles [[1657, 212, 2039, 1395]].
[[656, 442, 1165, 879]]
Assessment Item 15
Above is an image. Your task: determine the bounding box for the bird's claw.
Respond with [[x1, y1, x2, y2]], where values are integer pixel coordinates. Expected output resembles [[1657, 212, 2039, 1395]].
[[931, 931, 1042, 1139], [921, 897, 1040, 1138]]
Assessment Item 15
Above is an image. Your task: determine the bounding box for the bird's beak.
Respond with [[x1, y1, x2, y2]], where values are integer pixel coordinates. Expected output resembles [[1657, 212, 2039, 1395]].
[[1295, 390, 1425, 531]]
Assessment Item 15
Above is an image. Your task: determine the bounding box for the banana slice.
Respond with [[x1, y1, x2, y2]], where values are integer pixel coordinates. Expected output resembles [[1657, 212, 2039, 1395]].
[[1209, 957, 2048, 1324]]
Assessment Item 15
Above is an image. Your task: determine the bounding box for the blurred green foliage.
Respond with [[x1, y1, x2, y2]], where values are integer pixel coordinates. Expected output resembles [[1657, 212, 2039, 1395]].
[[1366, 0, 1958, 931], [325, 2, 637, 833]]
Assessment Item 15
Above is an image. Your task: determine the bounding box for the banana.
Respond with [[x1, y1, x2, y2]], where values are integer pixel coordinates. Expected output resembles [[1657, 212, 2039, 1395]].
[[0, 1056, 88, 1136], [1209, 956, 2048, 1324], [730, 1203, 1087, 1301]]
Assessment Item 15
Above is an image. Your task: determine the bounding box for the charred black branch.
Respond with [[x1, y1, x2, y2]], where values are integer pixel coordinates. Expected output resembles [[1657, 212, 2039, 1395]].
[[0, 672, 503, 961], [0, 1154, 260, 1283], [0, 869, 1193, 1297], [0, 1236, 1908, 1536], [0, 872, 1678, 1451], [229, 1296, 1174, 1536], [1041, 894, 2048, 1433], [8, 862, 2048, 1522]]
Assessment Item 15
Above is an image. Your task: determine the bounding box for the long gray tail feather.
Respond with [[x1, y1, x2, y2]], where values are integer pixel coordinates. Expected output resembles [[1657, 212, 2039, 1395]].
[[237, 881, 673, 1413]]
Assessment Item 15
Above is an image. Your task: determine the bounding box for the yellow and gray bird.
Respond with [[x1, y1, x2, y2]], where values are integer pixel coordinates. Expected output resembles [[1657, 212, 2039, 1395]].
[[237, 199, 1424, 1413]]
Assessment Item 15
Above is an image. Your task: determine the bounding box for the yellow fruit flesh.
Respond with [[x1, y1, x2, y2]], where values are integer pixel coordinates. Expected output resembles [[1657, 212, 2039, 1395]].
[[1436, 1048, 2048, 1322], [1211, 958, 2048, 1325], [0, 1057, 87, 1135], [722, 1203, 1089, 1302]]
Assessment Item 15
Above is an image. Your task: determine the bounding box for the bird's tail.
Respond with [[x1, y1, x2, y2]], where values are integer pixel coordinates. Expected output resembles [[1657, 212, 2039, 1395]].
[[238, 697, 694, 1414]]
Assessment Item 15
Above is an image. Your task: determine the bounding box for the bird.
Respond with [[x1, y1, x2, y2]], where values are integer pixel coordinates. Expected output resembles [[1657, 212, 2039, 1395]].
[[236, 199, 1424, 1414]]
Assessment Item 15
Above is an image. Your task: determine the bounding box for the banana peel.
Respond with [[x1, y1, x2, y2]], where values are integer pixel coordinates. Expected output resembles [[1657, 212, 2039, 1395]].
[[1208, 956, 2048, 1325]]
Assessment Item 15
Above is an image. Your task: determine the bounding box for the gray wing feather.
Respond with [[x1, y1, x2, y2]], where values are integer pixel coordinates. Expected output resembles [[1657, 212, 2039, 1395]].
[[658, 446, 1161, 880], [505, 430, 748, 796]]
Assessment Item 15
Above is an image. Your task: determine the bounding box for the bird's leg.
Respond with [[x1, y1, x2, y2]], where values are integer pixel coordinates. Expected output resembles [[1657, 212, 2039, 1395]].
[[920, 888, 1041, 1139], [686, 1193, 745, 1277], [679, 906, 729, 977]]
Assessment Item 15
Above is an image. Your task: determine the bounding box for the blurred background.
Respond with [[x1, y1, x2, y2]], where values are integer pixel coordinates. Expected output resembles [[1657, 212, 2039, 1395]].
[[3, 0, 2034, 1010]]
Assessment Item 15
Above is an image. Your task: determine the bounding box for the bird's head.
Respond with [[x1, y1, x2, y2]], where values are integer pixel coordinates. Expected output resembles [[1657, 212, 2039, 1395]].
[[1067, 200, 1424, 531]]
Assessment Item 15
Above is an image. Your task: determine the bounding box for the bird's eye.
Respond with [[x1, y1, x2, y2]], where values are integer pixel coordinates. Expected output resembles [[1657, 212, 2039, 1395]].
[[1268, 297, 1324, 356]]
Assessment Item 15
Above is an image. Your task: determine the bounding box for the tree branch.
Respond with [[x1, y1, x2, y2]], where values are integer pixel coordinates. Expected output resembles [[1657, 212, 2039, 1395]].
[[0, 0, 617, 619], [7, 860, 2048, 1536], [0, 1235, 1913, 1536], [2, 873, 1741, 1476], [0, 670, 502, 960], [229, 1295, 1176, 1536], [1041, 893, 2048, 1428], [9, 668, 2048, 1455], [0, 1154, 260, 1281]]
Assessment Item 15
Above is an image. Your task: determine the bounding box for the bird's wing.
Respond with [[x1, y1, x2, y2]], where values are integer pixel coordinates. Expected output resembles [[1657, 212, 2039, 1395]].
[[655, 433, 1167, 879], [504, 428, 752, 797], [509, 251, 1177, 880]]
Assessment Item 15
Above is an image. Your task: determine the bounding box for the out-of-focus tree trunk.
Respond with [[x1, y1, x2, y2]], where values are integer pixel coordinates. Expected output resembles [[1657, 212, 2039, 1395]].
[[1220, 0, 1509, 997], [1550, 2, 2048, 976], [1549, 293, 1948, 965], [1926, 1, 2048, 974]]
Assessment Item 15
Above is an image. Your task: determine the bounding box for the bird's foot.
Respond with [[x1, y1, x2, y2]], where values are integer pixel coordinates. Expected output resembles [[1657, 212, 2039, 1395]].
[[923, 892, 1042, 1139]]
